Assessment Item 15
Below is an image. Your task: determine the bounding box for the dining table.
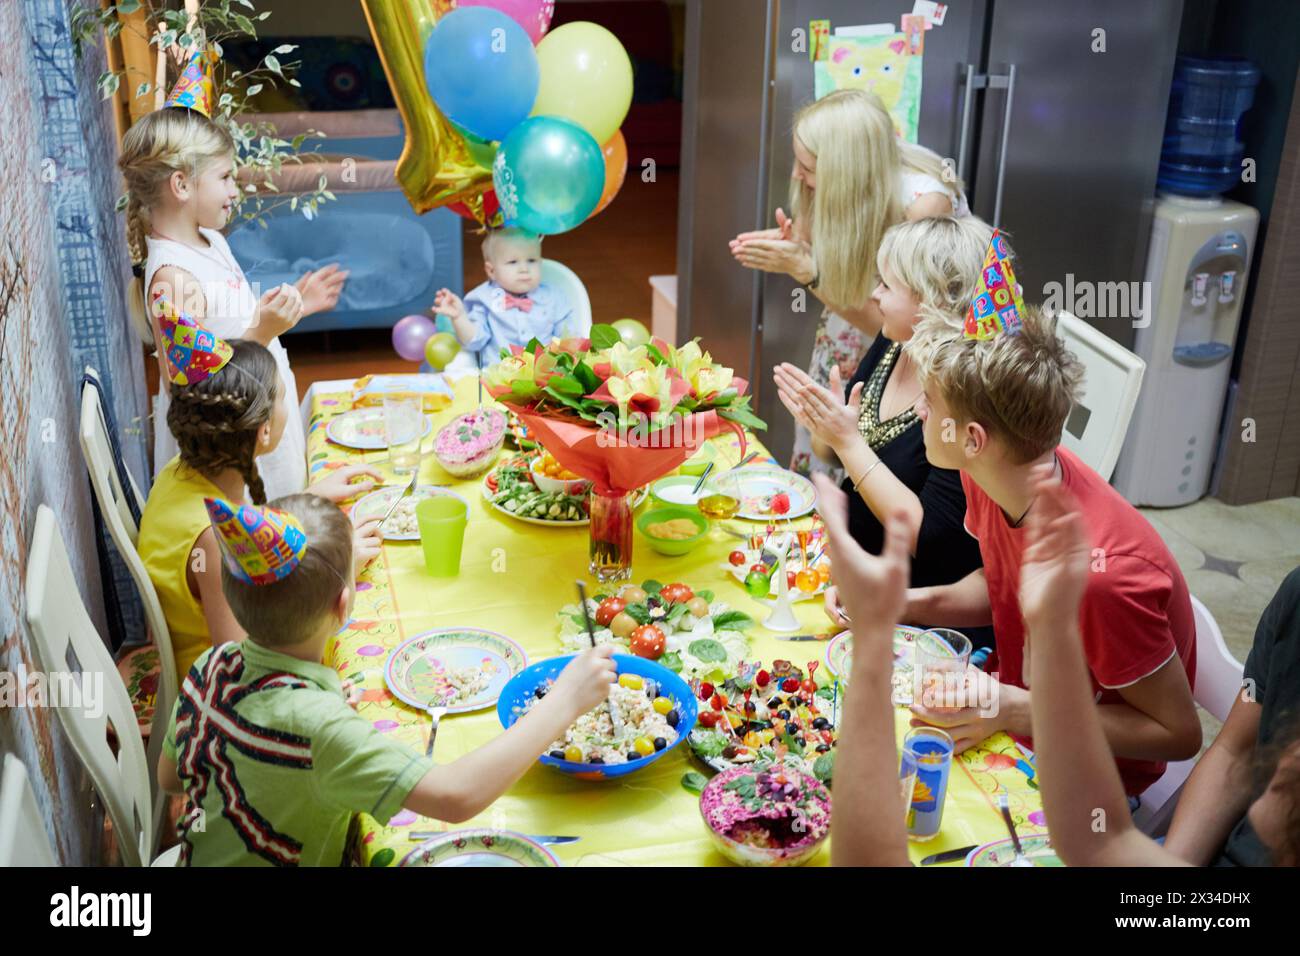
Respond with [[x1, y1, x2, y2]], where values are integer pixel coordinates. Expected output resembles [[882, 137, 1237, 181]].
[[307, 373, 1047, 867]]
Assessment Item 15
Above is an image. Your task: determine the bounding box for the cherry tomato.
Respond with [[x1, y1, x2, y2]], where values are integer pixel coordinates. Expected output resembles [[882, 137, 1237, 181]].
[[660, 583, 695, 604], [750, 563, 770, 575], [620, 585, 648, 604], [770, 492, 791, 515], [609, 611, 637, 639], [686, 596, 710, 618], [699, 710, 719, 728], [563, 745, 583, 763], [619, 673, 645, 690], [728, 550, 747, 567], [755, 669, 771, 687], [628, 626, 665, 660], [796, 569, 819, 593], [816, 564, 832, 585], [744, 571, 771, 598], [782, 677, 800, 693], [595, 597, 626, 627], [710, 693, 724, 711], [801, 678, 818, 695], [698, 681, 715, 700], [787, 571, 798, 589], [652, 696, 674, 715], [633, 736, 655, 756]]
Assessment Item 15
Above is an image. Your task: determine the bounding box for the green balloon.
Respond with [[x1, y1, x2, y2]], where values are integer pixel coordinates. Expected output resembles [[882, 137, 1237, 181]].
[[612, 318, 650, 348], [425, 332, 461, 371]]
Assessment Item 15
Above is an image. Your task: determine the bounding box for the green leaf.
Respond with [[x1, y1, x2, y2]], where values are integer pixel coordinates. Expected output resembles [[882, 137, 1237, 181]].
[[646, 343, 668, 365], [547, 375, 584, 398], [573, 361, 601, 394], [369, 847, 395, 867], [524, 337, 544, 353], [696, 589, 714, 603], [233, 13, 255, 33], [589, 324, 621, 351], [719, 404, 768, 432], [659, 651, 683, 673], [117, 0, 141, 13], [681, 771, 709, 794], [814, 685, 834, 701], [691, 734, 726, 757], [813, 751, 836, 783], [711, 610, 754, 632], [641, 580, 663, 595], [263, 54, 282, 76], [246, 83, 263, 97], [273, 44, 299, 55], [623, 604, 651, 626], [688, 639, 728, 663], [781, 730, 804, 755], [97, 72, 120, 99]]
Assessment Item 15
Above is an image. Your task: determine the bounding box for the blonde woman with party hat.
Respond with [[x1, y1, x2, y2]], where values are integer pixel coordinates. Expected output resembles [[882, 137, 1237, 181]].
[[731, 89, 968, 480], [118, 45, 348, 499]]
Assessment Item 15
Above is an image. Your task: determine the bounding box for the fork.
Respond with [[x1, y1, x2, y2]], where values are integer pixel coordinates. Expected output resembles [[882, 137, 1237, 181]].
[[378, 468, 419, 528], [425, 704, 448, 757], [997, 793, 1035, 867]]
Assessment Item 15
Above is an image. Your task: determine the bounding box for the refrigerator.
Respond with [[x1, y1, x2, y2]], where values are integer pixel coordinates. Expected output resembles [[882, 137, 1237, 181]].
[[677, 0, 1184, 464]]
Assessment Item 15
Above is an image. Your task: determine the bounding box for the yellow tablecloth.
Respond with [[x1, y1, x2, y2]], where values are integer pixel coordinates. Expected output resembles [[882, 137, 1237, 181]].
[[309, 376, 1045, 867]]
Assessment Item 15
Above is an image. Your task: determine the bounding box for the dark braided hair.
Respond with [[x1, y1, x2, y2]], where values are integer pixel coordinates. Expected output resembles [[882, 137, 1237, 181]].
[[167, 339, 278, 505]]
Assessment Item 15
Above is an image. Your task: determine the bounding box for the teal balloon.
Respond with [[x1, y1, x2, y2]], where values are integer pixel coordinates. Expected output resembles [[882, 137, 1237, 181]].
[[493, 116, 604, 235]]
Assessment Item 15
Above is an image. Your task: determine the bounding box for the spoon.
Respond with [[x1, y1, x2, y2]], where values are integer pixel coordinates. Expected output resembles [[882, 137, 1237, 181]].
[[575, 581, 625, 739], [425, 704, 448, 757], [997, 793, 1035, 867]]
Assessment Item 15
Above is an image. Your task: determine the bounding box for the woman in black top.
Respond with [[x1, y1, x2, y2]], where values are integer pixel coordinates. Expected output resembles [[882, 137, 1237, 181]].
[[774, 216, 997, 648]]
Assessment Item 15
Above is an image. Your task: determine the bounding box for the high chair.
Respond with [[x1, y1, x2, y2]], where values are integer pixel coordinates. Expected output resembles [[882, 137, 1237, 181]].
[[25, 506, 181, 866]]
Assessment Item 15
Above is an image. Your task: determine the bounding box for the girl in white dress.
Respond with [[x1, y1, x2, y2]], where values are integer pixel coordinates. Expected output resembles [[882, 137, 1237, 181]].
[[118, 107, 347, 500], [731, 89, 969, 482]]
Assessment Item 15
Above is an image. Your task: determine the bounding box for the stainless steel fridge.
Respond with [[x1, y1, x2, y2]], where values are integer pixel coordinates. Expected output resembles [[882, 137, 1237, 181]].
[[677, 0, 1184, 463]]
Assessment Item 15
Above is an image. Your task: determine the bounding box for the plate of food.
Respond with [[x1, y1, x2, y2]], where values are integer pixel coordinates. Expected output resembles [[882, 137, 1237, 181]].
[[700, 763, 831, 866], [482, 457, 647, 527], [824, 626, 922, 705], [400, 829, 559, 867], [350, 485, 466, 540], [687, 659, 841, 783], [385, 628, 528, 714], [498, 654, 697, 780], [556, 579, 752, 681], [732, 467, 817, 521], [721, 547, 831, 603], [325, 406, 432, 451], [965, 834, 1062, 867]]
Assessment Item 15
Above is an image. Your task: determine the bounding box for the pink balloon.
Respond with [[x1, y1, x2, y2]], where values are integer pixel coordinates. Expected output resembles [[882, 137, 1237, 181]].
[[457, 0, 554, 45], [392, 314, 436, 362]]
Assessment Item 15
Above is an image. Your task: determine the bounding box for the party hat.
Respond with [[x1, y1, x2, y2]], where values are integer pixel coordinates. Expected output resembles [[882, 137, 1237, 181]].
[[204, 497, 308, 586], [964, 230, 1026, 341], [163, 47, 219, 117], [153, 295, 233, 386]]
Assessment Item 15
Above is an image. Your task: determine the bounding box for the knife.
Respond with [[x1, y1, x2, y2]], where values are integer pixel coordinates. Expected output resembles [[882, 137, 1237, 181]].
[[408, 832, 580, 846], [772, 634, 834, 642], [920, 844, 979, 866]]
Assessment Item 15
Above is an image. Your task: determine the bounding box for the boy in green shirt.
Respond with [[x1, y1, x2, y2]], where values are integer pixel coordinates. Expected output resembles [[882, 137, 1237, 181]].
[[157, 492, 615, 866]]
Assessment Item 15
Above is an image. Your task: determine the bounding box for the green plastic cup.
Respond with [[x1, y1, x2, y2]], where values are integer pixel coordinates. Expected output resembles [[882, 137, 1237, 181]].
[[416, 495, 467, 577]]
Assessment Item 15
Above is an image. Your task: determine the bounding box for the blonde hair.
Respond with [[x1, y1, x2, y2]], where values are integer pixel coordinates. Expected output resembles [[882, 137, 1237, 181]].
[[481, 226, 541, 261], [878, 216, 994, 320], [790, 90, 963, 310], [118, 108, 236, 266], [908, 304, 1084, 464]]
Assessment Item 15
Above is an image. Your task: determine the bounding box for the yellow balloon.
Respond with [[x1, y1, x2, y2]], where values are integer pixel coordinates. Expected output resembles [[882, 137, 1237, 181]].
[[361, 0, 492, 214], [531, 22, 633, 147]]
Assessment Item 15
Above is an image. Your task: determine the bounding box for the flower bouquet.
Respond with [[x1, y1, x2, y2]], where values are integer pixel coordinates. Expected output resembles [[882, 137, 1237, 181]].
[[483, 325, 766, 581]]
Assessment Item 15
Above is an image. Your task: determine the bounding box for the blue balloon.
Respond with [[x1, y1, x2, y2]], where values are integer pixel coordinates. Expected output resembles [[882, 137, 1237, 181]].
[[424, 8, 538, 142], [493, 116, 605, 235]]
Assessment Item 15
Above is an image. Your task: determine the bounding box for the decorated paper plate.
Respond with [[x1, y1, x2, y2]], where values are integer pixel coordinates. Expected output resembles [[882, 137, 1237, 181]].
[[325, 406, 432, 451], [400, 829, 559, 868], [825, 626, 921, 704], [384, 628, 528, 714], [719, 549, 829, 603], [731, 467, 817, 521], [965, 835, 1062, 867], [481, 465, 648, 528], [350, 485, 466, 540]]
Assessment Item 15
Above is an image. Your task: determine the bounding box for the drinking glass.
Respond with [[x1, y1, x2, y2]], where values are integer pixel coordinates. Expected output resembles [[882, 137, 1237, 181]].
[[383, 396, 424, 475], [898, 749, 919, 822], [696, 469, 743, 541], [913, 628, 973, 712]]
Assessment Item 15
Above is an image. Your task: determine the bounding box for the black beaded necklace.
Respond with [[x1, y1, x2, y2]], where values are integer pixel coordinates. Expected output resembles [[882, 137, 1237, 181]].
[[857, 343, 921, 452]]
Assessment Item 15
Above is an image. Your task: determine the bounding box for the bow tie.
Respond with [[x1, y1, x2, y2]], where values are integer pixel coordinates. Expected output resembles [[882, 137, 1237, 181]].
[[502, 292, 533, 313]]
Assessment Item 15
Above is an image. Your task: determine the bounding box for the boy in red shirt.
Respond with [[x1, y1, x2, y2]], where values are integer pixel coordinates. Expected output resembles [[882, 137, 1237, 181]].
[[903, 305, 1201, 796]]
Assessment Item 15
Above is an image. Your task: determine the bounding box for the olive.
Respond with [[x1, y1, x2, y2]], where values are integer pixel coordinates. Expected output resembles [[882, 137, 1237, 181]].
[[722, 744, 738, 759], [666, 710, 680, 728], [654, 737, 667, 751], [778, 709, 791, 721], [534, 686, 548, 699], [812, 717, 830, 730], [548, 750, 565, 759], [627, 752, 641, 761], [796, 736, 806, 747], [790, 695, 804, 707], [816, 744, 832, 753], [744, 700, 757, 713], [589, 756, 605, 764]]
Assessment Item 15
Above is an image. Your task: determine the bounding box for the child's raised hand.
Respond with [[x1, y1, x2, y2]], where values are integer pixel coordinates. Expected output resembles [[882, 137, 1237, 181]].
[[255, 282, 304, 338], [297, 264, 349, 317], [432, 288, 466, 321], [1019, 462, 1091, 628], [549, 644, 618, 717]]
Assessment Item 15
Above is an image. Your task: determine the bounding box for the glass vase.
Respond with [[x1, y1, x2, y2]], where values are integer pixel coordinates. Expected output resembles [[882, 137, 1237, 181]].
[[588, 489, 633, 583]]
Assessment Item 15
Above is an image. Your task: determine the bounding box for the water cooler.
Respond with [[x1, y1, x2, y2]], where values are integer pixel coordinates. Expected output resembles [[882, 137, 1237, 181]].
[[1113, 56, 1260, 506]]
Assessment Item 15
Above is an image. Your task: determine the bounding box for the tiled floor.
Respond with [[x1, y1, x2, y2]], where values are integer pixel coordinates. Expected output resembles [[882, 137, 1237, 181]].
[[1139, 496, 1300, 744]]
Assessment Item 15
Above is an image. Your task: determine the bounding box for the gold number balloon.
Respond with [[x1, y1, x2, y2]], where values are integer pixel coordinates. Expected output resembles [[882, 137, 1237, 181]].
[[361, 0, 493, 215]]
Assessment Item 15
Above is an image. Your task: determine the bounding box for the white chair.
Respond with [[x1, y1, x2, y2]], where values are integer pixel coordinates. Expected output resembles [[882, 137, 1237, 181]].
[[440, 258, 593, 379], [80, 369, 177, 841], [1132, 595, 1244, 836], [1054, 311, 1146, 481], [0, 754, 56, 866], [24, 505, 180, 866]]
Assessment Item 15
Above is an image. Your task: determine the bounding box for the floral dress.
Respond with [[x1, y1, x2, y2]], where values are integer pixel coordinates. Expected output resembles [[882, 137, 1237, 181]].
[[790, 172, 968, 480]]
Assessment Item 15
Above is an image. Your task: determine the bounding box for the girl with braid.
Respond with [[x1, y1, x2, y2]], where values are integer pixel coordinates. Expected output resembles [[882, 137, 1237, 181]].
[[138, 308, 382, 681], [119, 83, 348, 498]]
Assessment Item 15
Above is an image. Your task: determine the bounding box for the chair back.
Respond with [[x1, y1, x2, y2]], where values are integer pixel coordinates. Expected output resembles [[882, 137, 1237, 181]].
[[1055, 311, 1146, 481]]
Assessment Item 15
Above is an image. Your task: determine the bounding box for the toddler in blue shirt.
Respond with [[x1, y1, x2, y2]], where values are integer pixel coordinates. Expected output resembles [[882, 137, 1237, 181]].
[[434, 228, 574, 361]]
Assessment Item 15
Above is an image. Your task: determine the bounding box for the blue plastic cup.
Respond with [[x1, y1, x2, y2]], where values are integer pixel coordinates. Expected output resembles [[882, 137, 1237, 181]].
[[904, 726, 954, 842]]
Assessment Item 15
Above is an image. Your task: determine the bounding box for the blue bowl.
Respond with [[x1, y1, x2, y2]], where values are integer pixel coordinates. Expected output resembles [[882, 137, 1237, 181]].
[[497, 654, 699, 780]]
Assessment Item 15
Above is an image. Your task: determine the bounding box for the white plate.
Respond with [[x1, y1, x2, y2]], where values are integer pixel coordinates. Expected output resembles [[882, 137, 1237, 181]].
[[351, 485, 467, 540], [325, 407, 432, 451], [481, 468, 648, 528], [731, 467, 818, 521]]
